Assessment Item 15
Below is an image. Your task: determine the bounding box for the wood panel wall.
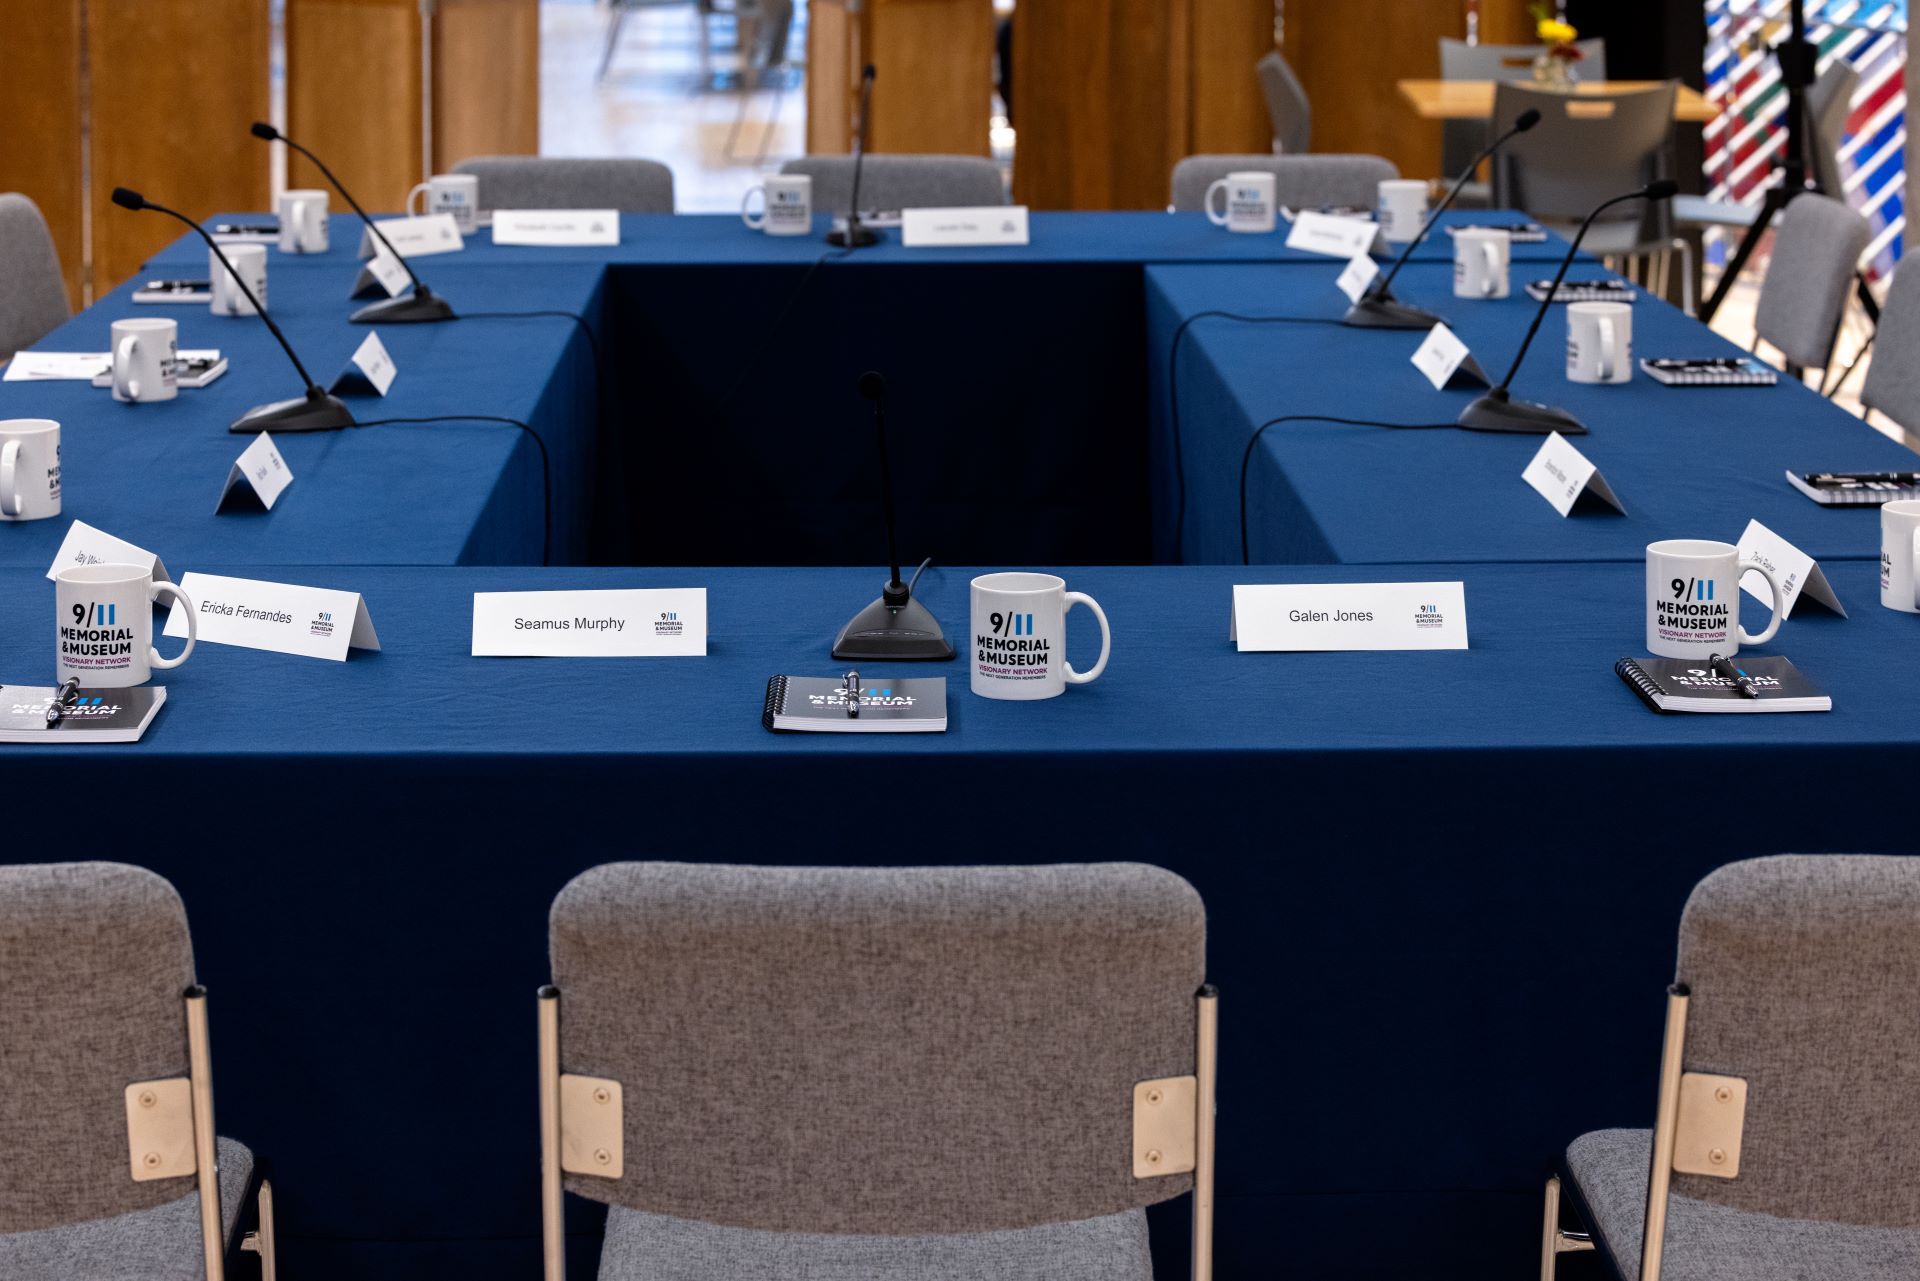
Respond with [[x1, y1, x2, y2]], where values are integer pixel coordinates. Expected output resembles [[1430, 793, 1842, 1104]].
[[807, 0, 993, 156], [435, 0, 542, 167], [0, 0, 85, 308]]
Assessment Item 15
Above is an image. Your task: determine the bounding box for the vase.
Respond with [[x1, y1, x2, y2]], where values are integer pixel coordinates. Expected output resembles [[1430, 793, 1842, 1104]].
[[1532, 52, 1575, 90]]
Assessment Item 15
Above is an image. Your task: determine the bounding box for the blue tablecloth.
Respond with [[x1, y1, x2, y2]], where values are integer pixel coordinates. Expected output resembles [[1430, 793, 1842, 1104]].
[[3, 559, 1915, 1281], [1146, 261, 1920, 564]]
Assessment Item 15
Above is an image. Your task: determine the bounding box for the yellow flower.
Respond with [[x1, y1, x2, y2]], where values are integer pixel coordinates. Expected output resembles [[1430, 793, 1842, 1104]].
[[1538, 18, 1578, 44]]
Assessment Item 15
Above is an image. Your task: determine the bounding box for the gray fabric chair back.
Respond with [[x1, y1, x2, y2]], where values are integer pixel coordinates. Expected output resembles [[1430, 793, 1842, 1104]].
[[0, 863, 196, 1233], [452, 156, 675, 213], [1673, 855, 1920, 1226], [0, 193, 72, 361], [1754, 193, 1869, 369], [1170, 153, 1399, 214], [1490, 81, 1676, 251], [1438, 39, 1607, 176], [549, 862, 1206, 1234], [1861, 256, 1920, 430], [778, 155, 1006, 212], [1808, 59, 1860, 201], [1256, 51, 1311, 154]]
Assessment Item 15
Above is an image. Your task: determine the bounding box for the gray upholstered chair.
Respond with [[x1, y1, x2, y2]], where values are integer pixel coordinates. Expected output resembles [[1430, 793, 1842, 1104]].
[[0, 193, 72, 362], [1752, 193, 1870, 376], [539, 863, 1216, 1281], [1171, 153, 1399, 214], [778, 155, 1006, 212], [452, 157, 675, 214], [1541, 855, 1920, 1281], [0, 862, 275, 1281], [1256, 50, 1311, 155], [1437, 39, 1607, 206], [1861, 256, 1920, 434]]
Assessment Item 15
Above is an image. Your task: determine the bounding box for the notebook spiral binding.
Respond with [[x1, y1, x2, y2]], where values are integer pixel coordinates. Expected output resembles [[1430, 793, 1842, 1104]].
[[762, 675, 790, 732], [1615, 657, 1663, 707]]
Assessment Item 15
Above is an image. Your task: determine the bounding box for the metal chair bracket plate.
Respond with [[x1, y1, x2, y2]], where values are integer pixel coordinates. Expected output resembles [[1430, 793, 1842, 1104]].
[[125, 1077, 196, 1182], [559, 1073, 624, 1179], [1673, 1071, 1747, 1178], [1133, 1075, 1197, 1178]]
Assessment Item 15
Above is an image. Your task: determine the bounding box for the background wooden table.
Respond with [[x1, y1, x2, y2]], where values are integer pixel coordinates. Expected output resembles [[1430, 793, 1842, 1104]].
[[1398, 78, 1716, 122]]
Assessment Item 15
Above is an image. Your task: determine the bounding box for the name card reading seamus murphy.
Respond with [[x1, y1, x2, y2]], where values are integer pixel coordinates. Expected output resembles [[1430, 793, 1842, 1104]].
[[1231, 582, 1469, 652], [471, 588, 707, 657]]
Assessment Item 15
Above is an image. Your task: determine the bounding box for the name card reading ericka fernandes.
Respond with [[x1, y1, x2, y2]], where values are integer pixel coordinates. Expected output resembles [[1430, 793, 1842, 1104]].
[[1521, 431, 1625, 516], [491, 210, 620, 247], [164, 573, 380, 661], [46, 521, 169, 584], [1231, 582, 1469, 652], [900, 206, 1031, 247], [471, 589, 707, 657]]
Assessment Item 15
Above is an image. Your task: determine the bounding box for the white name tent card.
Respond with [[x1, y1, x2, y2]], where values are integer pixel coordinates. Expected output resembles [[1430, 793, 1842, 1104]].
[[329, 331, 397, 397], [1285, 210, 1377, 259], [900, 206, 1031, 248], [365, 249, 412, 298], [1737, 518, 1845, 618], [1335, 254, 1379, 303], [1521, 431, 1626, 516], [164, 572, 380, 661], [217, 434, 294, 513], [46, 521, 169, 584], [1231, 582, 1469, 652], [491, 210, 621, 247], [1410, 323, 1490, 390], [471, 589, 708, 657], [5, 352, 111, 382], [357, 214, 464, 259]]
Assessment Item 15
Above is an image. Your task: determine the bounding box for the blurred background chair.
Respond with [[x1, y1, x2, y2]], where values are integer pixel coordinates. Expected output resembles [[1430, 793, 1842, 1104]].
[[1256, 51, 1311, 155], [1171, 153, 1398, 213], [1860, 254, 1920, 434], [1437, 38, 1607, 206], [1673, 59, 1858, 236], [0, 194, 72, 363], [1750, 192, 1870, 383], [539, 862, 1216, 1281], [780, 154, 1007, 211], [454, 157, 676, 213]]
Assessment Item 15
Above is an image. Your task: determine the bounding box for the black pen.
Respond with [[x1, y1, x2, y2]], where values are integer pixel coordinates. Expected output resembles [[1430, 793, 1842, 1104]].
[[845, 670, 860, 719], [45, 677, 80, 725], [1709, 653, 1760, 699]]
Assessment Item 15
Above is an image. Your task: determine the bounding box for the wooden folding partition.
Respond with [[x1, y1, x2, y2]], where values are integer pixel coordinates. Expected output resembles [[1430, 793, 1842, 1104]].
[[806, 0, 995, 156]]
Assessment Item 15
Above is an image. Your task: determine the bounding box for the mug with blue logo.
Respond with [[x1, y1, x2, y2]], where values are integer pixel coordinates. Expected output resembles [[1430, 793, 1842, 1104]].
[[970, 572, 1110, 701], [55, 564, 196, 687], [1645, 539, 1782, 660]]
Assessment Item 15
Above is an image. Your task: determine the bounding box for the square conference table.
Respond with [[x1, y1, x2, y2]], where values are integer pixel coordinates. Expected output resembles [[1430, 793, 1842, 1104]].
[[2, 560, 1915, 1281]]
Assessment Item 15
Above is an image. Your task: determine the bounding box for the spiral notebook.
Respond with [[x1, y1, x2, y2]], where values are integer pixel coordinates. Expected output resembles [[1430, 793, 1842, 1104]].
[[1616, 656, 1830, 713], [763, 675, 948, 732], [0, 685, 168, 742], [1786, 471, 1920, 506], [1641, 357, 1778, 387], [1447, 222, 1548, 242], [1526, 278, 1637, 304]]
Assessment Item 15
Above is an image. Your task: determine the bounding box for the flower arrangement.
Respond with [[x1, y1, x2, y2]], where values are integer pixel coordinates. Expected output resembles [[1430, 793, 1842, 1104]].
[[1530, 5, 1585, 88]]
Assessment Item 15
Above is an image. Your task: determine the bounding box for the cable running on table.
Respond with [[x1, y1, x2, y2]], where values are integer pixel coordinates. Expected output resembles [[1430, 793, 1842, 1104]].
[[1238, 416, 1449, 565], [356, 415, 553, 566]]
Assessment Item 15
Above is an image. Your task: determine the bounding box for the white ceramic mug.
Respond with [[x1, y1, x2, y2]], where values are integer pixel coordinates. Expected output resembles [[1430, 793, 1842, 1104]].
[[210, 244, 268, 317], [1376, 179, 1429, 244], [110, 318, 178, 404], [407, 174, 480, 234], [1204, 172, 1278, 233], [1879, 499, 1920, 613], [1567, 301, 1633, 384], [0, 419, 61, 522], [277, 188, 331, 253], [742, 173, 812, 236], [1646, 539, 1783, 660], [970, 572, 1111, 700], [54, 564, 196, 688], [1452, 227, 1510, 299]]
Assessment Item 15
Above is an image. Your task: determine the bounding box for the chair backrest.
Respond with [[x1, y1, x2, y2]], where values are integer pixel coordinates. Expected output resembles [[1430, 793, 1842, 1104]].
[[1490, 81, 1675, 245], [0, 193, 72, 360], [548, 862, 1206, 1233], [1256, 50, 1311, 154], [778, 154, 1006, 212], [1861, 256, 1920, 429], [1672, 855, 1920, 1226], [1437, 39, 1608, 175], [1754, 192, 1869, 369], [1807, 58, 1860, 201], [0, 862, 196, 1233], [452, 156, 675, 213], [1170, 153, 1399, 214]]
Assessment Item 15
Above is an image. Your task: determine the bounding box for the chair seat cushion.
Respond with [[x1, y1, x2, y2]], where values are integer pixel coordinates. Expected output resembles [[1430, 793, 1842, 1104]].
[[1567, 1128, 1920, 1280], [597, 1206, 1152, 1281], [0, 1137, 253, 1281]]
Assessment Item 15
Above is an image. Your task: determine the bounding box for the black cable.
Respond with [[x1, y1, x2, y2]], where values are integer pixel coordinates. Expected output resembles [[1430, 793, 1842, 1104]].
[[1239, 415, 1449, 565], [356, 415, 553, 566], [906, 555, 932, 595], [1166, 311, 1346, 561], [721, 247, 856, 410], [460, 310, 602, 380]]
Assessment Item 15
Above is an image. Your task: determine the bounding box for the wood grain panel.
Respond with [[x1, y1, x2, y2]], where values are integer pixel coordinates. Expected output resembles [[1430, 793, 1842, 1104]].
[[806, 0, 855, 154], [287, 0, 423, 212], [89, 0, 270, 294], [1281, 0, 1467, 181], [1192, 0, 1273, 154], [0, 0, 84, 306], [866, 0, 993, 155], [434, 0, 540, 168]]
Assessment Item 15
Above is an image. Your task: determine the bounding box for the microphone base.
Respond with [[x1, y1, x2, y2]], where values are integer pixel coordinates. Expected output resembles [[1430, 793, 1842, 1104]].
[[831, 593, 955, 662], [826, 223, 880, 248], [229, 389, 356, 434], [1342, 293, 1446, 330], [1456, 390, 1587, 435], [351, 290, 456, 324]]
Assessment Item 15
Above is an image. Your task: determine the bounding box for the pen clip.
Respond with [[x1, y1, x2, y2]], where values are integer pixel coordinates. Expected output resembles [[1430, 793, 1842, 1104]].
[[46, 677, 80, 726], [845, 670, 860, 719]]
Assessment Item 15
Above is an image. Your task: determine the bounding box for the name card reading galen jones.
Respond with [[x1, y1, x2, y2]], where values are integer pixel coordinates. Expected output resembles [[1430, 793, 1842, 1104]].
[[471, 589, 707, 657], [1231, 582, 1469, 651]]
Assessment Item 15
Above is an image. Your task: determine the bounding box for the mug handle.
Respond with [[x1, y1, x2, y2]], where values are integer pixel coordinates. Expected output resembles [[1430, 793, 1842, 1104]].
[[1480, 240, 1498, 297], [406, 182, 429, 217], [0, 439, 20, 517], [1597, 315, 1617, 382], [115, 334, 140, 400], [741, 186, 767, 230], [1204, 179, 1231, 227], [1912, 529, 1920, 610], [1737, 560, 1784, 648], [1061, 592, 1111, 685], [147, 581, 197, 670]]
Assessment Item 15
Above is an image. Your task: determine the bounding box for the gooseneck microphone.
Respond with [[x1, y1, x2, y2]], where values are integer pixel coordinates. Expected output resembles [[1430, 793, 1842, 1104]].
[[831, 371, 954, 660], [111, 186, 354, 434], [250, 121, 455, 324], [1457, 179, 1678, 435], [827, 66, 879, 249], [1345, 107, 1543, 330]]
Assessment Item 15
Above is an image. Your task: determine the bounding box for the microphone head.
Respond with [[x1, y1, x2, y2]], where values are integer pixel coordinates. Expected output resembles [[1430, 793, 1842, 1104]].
[[250, 121, 280, 141], [110, 187, 145, 211], [1514, 108, 1542, 132], [1643, 179, 1679, 201], [857, 371, 886, 401]]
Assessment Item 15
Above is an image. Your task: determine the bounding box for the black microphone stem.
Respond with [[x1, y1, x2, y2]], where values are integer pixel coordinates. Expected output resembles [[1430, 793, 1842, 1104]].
[[275, 133, 427, 293], [872, 394, 905, 596], [1373, 115, 1533, 300], [1494, 187, 1647, 392]]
